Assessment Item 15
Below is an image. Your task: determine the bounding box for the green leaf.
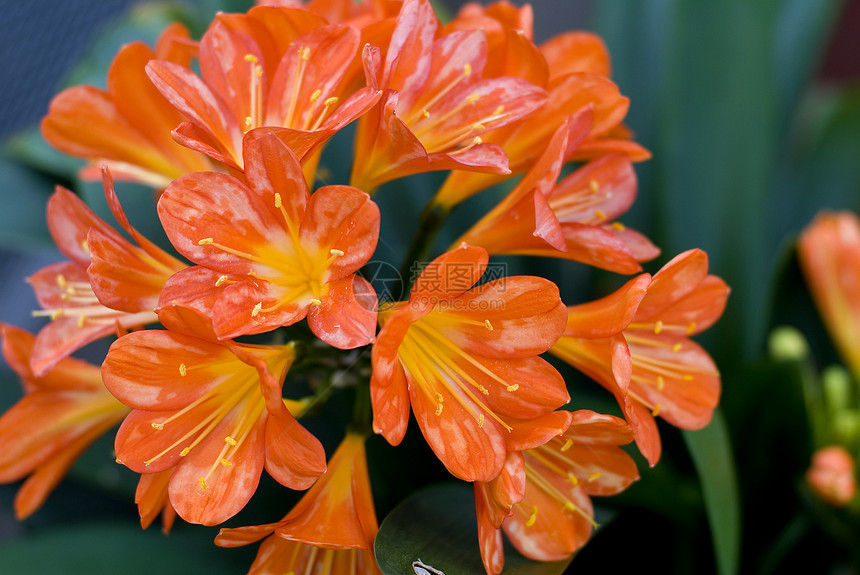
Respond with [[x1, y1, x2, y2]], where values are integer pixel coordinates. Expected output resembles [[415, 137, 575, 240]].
[[375, 482, 572, 575], [0, 522, 253, 575], [683, 409, 740, 575]]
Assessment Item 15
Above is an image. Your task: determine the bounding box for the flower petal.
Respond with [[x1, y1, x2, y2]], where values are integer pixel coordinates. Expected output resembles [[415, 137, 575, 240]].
[[308, 275, 378, 349]]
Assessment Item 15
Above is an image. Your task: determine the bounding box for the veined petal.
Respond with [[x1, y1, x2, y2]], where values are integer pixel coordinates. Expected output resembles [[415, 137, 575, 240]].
[[541, 31, 611, 80], [168, 409, 267, 525], [634, 249, 709, 320], [564, 274, 650, 339], [382, 0, 438, 104], [505, 409, 574, 453], [409, 244, 488, 306], [212, 279, 308, 339], [47, 186, 125, 267], [410, 377, 506, 482], [1, 324, 101, 392], [370, 355, 411, 445], [243, 128, 309, 225], [307, 275, 378, 349], [264, 410, 326, 491], [136, 469, 176, 531], [550, 153, 637, 224]]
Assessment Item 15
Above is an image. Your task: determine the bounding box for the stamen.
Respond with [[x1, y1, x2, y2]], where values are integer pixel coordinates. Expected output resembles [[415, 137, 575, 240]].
[[588, 472, 602, 482], [215, 275, 229, 287], [180, 447, 191, 457], [568, 472, 579, 485], [56, 274, 67, 288], [77, 315, 86, 328], [225, 436, 238, 446], [324, 96, 339, 107], [561, 438, 573, 452], [274, 192, 282, 208], [686, 322, 697, 334], [672, 343, 683, 352], [179, 363, 187, 377], [651, 404, 660, 417], [594, 210, 606, 220], [506, 384, 519, 392], [589, 179, 599, 194], [310, 89, 322, 102], [251, 302, 263, 317], [484, 319, 493, 331], [151, 422, 164, 430], [654, 320, 663, 334], [526, 506, 538, 527], [464, 63, 472, 77], [310, 298, 322, 305], [478, 413, 485, 427], [199, 477, 209, 490], [611, 222, 626, 231], [466, 93, 481, 104], [329, 248, 345, 257], [220, 458, 232, 467], [198, 238, 213, 245]]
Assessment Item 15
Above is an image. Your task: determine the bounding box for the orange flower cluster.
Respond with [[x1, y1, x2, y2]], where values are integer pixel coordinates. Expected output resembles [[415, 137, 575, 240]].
[[0, 1, 728, 573]]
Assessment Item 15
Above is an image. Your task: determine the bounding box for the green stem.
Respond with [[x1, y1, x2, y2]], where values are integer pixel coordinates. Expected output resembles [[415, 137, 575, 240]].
[[396, 201, 451, 296], [349, 381, 373, 435]]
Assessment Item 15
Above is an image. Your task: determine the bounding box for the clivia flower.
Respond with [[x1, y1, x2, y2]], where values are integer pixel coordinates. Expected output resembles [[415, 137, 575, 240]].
[[0, 324, 130, 519], [456, 121, 658, 274], [102, 305, 326, 526], [157, 130, 380, 348], [41, 23, 212, 188], [28, 169, 185, 377], [146, 8, 382, 175], [552, 250, 728, 465], [371, 244, 570, 482], [350, 0, 548, 191], [215, 431, 381, 575]]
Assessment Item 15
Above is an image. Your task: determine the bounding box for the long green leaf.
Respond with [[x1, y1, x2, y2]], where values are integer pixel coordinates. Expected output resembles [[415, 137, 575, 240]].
[[683, 409, 741, 575]]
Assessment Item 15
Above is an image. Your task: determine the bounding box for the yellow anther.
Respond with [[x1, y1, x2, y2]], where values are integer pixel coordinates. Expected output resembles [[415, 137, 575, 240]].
[[422, 110, 430, 118], [198, 238, 214, 246], [464, 63, 472, 77], [198, 477, 209, 490], [66, 285, 77, 296], [506, 384, 519, 392], [220, 458, 232, 467], [436, 393, 444, 403], [568, 472, 579, 485], [466, 93, 481, 104], [563, 501, 579, 512], [81, 239, 90, 254], [686, 322, 697, 334], [60, 293, 71, 302], [310, 298, 322, 305], [478, 413, 485, 428], [56, 274, 67, 288], [526, 506, 538, 527], [484, 319, 493, 331], [50, 310, 62, 320], [435, 403, 443, 416], [561, 438, 573, 452], [324, 96, 339, 107], [594, 210, 606, 220], [77, 315, 86, 328], [492, 105, 505, 115], [179, 363, 187, 377], [151, 422, 163, 430], [611, 221, 626, 231], [243, 116, 254, 130], [589, 179, 599, 194], [274, 192, 282, 208], [255, 66, 262, 78], [252, 302, 263, 317], [310, 89, 322, 102], [330, 248, 345, 257], [588, 472, 602, 482], [215, 275, 229, 287], [225, 436, 238, 446], [656, 375, 665, 391], [472, 136, 482, 145], [180, 447, 191, 457], [470, 122, 486, 132], [300, 46, 310, 60], [654, 320, 663, 335], [651, 404, 661, 417], [478, 385, 489, 396], [244, 54, 258, 63]]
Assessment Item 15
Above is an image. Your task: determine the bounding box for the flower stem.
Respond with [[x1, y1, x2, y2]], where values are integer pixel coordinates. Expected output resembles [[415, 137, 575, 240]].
[[397, 201, 451, 295]]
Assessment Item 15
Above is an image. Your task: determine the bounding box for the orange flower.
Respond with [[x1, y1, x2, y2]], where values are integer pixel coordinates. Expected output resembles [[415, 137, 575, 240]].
[[146, 7, 381, 174], [258, 0, 400, 27], [806, 446, 857, 507], [501, 411, 639, 562], [28, 169, 185, 377], [102, 306, 326, 526], [798, 211, 860, 374], [41, 23, 212, 188], [136, 469, 178, 533], [552, 250, 728, 465], [456, 121, 658, 273], [371, 244, 569, 482], [215, 431, 381, 575], [157, 130, 379, 348], [349, 0, 548, 191], [0, 324, 129, 519]]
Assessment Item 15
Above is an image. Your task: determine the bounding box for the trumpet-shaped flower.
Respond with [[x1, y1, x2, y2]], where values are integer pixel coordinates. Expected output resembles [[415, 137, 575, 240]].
[[371, 244, 569, 482], [456, 121, 658, 273], [552, 250, 728, 465], [349, 0, 548, 191], [102, 305, 326, 526], [215, 431, 381, 575], [157, 130, 379, 348], [501, 411, 639, 562], [41, 23, 213, 188], [798, 211, 860, 375], [28, 169, 185, 377], [146, 8, 381, 173], [0, 324, 130, 519]]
